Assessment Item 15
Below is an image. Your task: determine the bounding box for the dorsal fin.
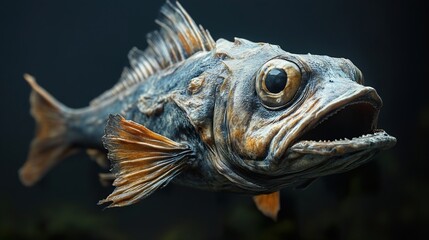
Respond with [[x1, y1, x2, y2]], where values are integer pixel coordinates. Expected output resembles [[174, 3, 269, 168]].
[[90, 1, 215, 106]]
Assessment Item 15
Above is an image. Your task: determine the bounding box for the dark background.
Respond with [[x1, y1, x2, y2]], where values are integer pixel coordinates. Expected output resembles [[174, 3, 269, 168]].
[[0, 0, 427, 239]]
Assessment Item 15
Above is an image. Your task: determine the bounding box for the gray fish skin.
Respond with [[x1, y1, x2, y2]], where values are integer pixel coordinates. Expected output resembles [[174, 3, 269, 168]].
[[69, 52, 218, 150], [19, 2, 395, 206], [68, 52, 228, 190], [69, 38, 395, 194]]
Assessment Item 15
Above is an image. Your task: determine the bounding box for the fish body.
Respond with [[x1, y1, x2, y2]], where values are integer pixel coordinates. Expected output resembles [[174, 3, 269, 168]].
[[20, 2, 396, 219]]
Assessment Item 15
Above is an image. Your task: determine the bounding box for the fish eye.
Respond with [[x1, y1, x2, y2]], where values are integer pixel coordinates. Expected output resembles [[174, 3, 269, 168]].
[[256, 59, 302, 109], [265, 68, 287, 94]]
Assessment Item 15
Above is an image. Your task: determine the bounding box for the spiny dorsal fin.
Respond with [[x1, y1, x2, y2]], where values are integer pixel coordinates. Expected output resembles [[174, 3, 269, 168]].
[[253, 191, 281, 221], [90, 1, 215, 106], [98, 115, 194, 208]]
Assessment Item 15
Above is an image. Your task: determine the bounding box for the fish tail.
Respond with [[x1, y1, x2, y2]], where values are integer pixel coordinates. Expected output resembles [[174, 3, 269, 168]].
[[19, 74, 78, 186]]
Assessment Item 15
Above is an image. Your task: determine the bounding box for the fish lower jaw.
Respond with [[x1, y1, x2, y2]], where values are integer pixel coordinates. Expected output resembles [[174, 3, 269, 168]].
[[289, 130, 396, 156]]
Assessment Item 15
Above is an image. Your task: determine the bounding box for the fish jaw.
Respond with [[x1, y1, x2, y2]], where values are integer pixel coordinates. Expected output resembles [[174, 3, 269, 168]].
[[289, 130, 396, 156], [282, 130, 396, 176], [271, 81, 396, 176]]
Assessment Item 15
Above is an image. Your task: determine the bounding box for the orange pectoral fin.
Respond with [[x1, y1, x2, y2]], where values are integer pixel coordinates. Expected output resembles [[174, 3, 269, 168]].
[[99, 114, 194, 208], [253, 191, 281, 221]]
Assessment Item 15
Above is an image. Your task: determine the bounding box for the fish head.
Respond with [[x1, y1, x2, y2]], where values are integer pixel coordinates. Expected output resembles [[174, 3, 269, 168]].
[[211, 38, 396, 191]]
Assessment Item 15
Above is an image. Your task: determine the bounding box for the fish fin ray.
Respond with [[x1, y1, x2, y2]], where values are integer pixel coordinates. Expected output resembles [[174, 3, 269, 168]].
[[86, 148, 108, 168], [98, 173, 115, 187], [253, 191, 281, 221], [90, 1, 215, 106], [19, 74, 78, 186], [99, 114, 193, 207]]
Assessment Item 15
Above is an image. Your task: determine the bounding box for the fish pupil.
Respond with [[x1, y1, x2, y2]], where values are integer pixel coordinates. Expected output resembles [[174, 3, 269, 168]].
[[265, 68, 287, 94]]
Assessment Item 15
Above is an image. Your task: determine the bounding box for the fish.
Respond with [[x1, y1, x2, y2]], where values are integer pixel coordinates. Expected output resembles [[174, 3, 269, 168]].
[[19, 1, 396, 220]]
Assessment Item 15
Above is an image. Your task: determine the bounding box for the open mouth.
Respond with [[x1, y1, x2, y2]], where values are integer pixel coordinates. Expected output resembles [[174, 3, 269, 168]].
[[290, 99, 396, 155], [299, 101, 377, 142]]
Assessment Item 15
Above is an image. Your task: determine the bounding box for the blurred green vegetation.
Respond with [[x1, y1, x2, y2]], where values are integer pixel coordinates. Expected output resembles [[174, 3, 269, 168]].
[[0, 203, 129, 240]]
